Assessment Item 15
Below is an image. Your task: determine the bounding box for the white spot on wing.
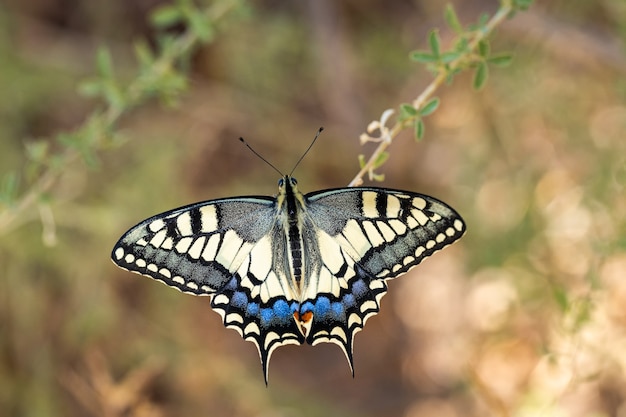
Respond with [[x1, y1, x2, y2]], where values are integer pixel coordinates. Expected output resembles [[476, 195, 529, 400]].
[[244, 322, 260, 336], [363, 221, 384, 247], [226, 312, 244, 324], [149, 229, 167, 248], [247, 237, 272, 279], [411, 209, 430, 226], [362, 191, 379, 218], [413, 197, 426, 209], [386, 195, 401, 218], [330, 327, 348, 343], [317, 232, 345, 275], [202, 234, 221, 262], [376, 221, 396, 242], [215, 230, 243, 269], [148, 219, 165, 232], [114, 247, 124, 260], [213, 294, 228, 305], [188, 236, 206, 259], [199, 205, 218, 232], [176, 211, 193, 236], [175, 236, 193, 253], [388, 219, 407, 235], [348, 312, 362, 328], [407, 216, 419, 229], [360, 300, 378, 313], [340, 219, 371, 257], [260, 272, 285, 303]]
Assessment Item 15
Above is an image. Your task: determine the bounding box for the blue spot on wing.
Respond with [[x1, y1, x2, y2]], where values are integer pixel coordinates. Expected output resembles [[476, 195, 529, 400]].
[[273, 299, 291, 320], [260, 308, 274, 326], [246, 302, 259, 316], [231, 291, 248, 308], [351, 279, 367, 297], [342, 293, 356, 308], [301, 301, 314, 314], [259, 299, 295, 327], [331, 302, 345, 319], [314, 296, 331, 318]]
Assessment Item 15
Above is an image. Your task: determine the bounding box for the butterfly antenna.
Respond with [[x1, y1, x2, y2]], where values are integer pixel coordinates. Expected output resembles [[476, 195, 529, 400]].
[[239, 137, 284, 177], [289, 127, 324, 176]]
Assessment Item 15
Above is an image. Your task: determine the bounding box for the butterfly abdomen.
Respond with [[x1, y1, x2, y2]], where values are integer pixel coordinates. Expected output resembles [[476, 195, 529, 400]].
[[288, 224, 303, 285]]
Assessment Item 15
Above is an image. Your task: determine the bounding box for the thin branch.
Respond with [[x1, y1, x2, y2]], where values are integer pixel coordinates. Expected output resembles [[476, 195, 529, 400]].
[[349, 4, 513, 187]]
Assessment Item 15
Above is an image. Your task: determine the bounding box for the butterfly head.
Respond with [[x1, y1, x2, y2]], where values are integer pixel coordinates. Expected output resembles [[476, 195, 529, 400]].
[[277, 175, 301, 197], [277, 175, 305, 217]]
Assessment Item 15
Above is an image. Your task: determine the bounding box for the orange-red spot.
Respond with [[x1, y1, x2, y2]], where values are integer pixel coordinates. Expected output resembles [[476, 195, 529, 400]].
[[293, 311, 313, 323]]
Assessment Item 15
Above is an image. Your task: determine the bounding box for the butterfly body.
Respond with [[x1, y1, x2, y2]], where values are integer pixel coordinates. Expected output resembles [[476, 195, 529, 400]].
[[112, 175, 465, 382]]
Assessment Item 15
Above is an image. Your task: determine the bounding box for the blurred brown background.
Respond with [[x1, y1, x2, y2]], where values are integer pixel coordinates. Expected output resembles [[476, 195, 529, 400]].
[[1, 0, 626, 416]]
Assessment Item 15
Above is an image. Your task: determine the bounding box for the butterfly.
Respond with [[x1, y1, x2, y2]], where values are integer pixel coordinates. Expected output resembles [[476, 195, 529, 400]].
[[111, 138, 465, 383]]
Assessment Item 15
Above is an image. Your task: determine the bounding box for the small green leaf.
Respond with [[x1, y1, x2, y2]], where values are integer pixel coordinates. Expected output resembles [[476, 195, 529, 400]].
[[399, 103, 418, 121], [358, 154, 366, 169], [440, 51, 461, 63], [454, 36, 469, 53], [444, 4, 463, 34], [0, 172, 18, 204], [150, 5, 184, 28], [371, 172, 385, 182], [513, 0, 534, 11], [134, 41, 155, 68], [419, 97, 440, 116], [188, 12, 215, 42], [553, 286, 569, 312], [410, 51, 438, 63], [478, 39, 490, 58], [473, 61, 488, 90], [77, 80, 103, 98], [428, 30, 441, 58], [96, 46, 114, 79], [373, 152, 389, 169], [478, 13, 489, 26], [487, 53, 513, 67], [25, 141, 49, 163], [469, 12, 490, 31], [415, 119, 425, 140], [101, 81, 126, 110]]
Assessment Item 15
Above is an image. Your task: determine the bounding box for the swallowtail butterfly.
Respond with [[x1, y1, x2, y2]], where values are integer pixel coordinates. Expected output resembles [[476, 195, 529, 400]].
[[112, 142, 465, 382]]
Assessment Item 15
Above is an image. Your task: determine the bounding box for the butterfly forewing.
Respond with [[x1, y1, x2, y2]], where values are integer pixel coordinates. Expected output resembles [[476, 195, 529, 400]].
[[112, 177, 465, 382]]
